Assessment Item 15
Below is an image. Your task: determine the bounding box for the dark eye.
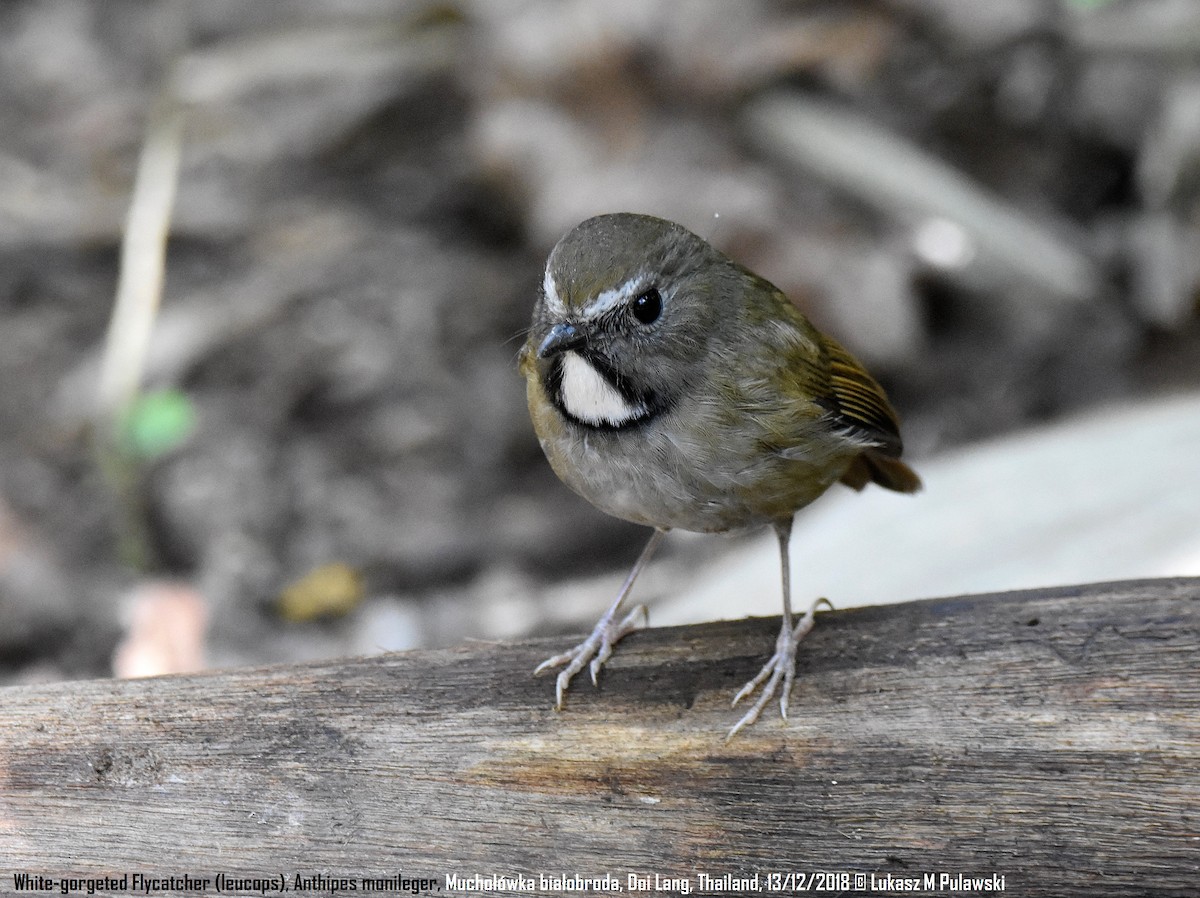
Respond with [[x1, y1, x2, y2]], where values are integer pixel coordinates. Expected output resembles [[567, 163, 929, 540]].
[[631, 287, 662, 324]]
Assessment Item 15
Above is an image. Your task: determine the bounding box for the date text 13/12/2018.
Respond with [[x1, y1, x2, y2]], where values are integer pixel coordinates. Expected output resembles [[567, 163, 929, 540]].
[[764, 872, 1006, 892]]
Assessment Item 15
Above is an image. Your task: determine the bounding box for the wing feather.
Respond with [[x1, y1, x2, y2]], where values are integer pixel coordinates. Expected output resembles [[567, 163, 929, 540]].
[[821, 335, 903, 456], [820, 335, 921, 494]]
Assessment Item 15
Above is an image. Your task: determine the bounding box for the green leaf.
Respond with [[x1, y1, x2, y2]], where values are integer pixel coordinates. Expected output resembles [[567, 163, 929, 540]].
[[121, 389, 197, 459]]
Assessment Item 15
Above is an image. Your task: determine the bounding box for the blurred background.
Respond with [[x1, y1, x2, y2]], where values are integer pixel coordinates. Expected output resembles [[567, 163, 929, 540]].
[[1, 0, 1197, 687]]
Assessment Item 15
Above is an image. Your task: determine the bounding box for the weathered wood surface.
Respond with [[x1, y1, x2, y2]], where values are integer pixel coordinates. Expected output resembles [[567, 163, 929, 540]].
[[1, 578, 1197, 897]]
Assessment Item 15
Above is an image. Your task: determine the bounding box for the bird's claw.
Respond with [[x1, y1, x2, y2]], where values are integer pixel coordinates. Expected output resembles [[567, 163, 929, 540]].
[[727, 597, 831, 740], [727, 627, 796, 740], [535, 604, 648, 709]]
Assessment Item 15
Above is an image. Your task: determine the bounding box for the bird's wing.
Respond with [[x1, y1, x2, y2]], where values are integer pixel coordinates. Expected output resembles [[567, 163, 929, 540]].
[[819, 335, 922, 493], [818, 334, 903, 457]]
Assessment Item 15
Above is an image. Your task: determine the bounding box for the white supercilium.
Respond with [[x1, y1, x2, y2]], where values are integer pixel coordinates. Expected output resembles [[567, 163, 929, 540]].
[[542, 267, 567, 316], [559, 351, 645, 426], [582, 276, 643, 318]]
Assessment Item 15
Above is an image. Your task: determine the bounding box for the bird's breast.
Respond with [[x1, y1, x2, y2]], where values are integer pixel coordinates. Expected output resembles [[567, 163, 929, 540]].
[[529, 378, 854, 533]]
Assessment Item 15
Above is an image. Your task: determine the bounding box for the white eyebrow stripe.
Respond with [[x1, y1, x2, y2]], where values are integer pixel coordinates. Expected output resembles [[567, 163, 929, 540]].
[[581, 276, 645, 320], [542, 266, 567, 316]]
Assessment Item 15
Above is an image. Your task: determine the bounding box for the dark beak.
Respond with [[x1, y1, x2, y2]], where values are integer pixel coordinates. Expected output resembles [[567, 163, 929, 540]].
[[537, 322, 587, 358]]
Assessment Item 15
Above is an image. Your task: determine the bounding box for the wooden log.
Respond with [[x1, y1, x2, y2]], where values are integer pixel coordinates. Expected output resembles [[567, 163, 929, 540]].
[[1, 578, 1196, 897]]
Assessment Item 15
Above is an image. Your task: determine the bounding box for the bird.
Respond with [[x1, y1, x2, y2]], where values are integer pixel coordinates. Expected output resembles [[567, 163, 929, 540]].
[[519, 212, 920, 737]]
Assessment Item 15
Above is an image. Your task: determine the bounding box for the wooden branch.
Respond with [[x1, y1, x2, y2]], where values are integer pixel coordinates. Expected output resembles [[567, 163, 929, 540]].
[[2, 578, 1197, 897]]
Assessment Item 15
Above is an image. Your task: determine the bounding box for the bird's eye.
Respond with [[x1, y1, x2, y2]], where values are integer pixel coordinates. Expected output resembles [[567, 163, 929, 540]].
[[631, 287, 662, 325]]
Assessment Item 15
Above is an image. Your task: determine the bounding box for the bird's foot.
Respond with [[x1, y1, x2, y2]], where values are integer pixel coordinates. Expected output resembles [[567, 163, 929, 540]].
[[534, 604, 648, 709], [728, 597, 832, 739]]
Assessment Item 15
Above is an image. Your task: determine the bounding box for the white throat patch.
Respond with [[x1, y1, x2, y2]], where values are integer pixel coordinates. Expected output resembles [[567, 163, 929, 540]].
[[559, 351, 646, 427]]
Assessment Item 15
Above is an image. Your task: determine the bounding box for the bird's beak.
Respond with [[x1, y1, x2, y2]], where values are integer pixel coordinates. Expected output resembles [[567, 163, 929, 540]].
[[537, 322, 587, 358]]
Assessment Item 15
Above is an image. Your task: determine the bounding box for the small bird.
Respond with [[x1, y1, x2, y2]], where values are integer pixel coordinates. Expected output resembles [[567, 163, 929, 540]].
[[520, 213, 920, 737]]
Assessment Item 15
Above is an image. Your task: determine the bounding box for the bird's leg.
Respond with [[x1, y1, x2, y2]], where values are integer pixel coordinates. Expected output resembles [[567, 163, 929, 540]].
[[728, 519, 832, 739], [534, 528, 666, 709]]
